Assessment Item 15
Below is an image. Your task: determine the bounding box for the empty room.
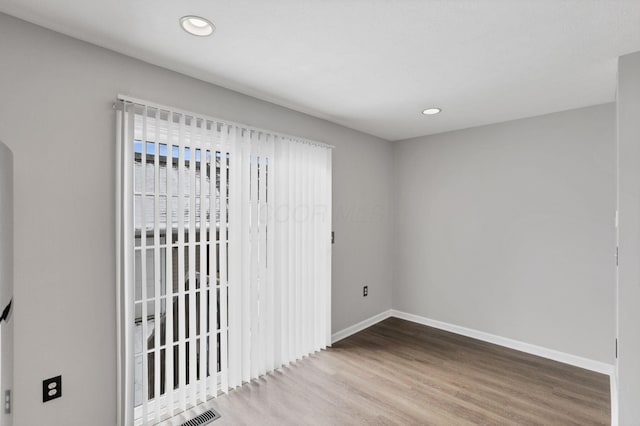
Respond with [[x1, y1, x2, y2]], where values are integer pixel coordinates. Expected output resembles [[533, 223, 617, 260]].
[[1, 1, 639, 425]]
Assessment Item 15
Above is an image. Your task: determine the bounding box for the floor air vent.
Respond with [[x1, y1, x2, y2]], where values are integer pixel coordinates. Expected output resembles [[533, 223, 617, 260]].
[[180, 409, 221, 426]]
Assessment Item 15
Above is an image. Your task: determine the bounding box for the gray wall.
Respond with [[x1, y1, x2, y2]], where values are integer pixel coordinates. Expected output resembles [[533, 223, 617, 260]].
[[617, 51, 640, 424], [0, 13, 393, 426], [393, 104, 616, 364]]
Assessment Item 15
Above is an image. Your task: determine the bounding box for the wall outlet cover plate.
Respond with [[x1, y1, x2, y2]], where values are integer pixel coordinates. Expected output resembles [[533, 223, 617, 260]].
[[42, 376, 62, 403]]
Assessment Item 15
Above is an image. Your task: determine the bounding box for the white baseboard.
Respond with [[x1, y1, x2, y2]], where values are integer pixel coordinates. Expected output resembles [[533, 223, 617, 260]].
[[331, 309, 392, 343], [390, 309, 615, 376]]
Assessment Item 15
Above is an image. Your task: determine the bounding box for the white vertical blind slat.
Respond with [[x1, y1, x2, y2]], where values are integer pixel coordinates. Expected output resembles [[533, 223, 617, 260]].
[[266, 135, 276, 372], [152, 107, 161, 423], [164, 112, 175, 419], [227, 127, 241, 389], [123, 103, 137, 426], [198, 120, 208, 404], [320, 149, 333, 346], [283, 139, 292, 365], [177, 113, 187, 413], [249, 131, 260, 378], [187, 118, 198, 409], [322, 147, 331, 349], [295, 142, 303, 360], [310, 147, 318, 352], [302, 143, 310, 358], [287, 140, 295, 364], [140, 106, 149, 425], [307, 146, 315, 353], [219, 125, 229, 394], [272, 137, 284, 369], [240, 130, 251, 384], [207, 125, 218, 396], [258, 134, 267, 376]]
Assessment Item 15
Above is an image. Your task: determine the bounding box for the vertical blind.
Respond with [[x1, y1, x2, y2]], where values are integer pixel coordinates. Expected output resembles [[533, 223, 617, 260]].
[[116, 97, 332, 426]]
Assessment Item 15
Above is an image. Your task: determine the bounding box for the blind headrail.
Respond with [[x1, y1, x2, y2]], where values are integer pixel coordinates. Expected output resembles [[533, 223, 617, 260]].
[[116, 94, 335, 150]]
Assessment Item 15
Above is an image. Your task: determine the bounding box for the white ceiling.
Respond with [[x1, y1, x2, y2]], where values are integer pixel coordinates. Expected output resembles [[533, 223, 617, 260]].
[[1, 0, 639, 141]]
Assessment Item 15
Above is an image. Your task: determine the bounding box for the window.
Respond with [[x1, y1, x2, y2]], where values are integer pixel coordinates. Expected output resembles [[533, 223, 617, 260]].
[[117, 97, 332, 426]]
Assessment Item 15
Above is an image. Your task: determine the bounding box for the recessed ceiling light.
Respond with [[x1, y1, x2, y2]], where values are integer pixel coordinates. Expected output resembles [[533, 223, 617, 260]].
[[180, 15, 215, 37], [422, 108, 442, 115]]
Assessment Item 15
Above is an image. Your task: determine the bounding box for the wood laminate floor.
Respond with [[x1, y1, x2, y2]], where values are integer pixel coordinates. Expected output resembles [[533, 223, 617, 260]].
[[167, 317, 610, 425]]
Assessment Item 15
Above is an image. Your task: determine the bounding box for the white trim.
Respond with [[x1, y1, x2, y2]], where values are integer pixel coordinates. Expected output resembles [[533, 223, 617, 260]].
[[390, 309, 615, 376], [331, 310, 392, 344], [115, 108, 124, 426], [611, 372, 618, 426]]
